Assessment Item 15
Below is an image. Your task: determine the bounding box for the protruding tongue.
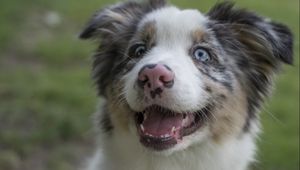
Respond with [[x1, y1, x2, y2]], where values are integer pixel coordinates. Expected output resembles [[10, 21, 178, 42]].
[[142, 111, 183, 137]]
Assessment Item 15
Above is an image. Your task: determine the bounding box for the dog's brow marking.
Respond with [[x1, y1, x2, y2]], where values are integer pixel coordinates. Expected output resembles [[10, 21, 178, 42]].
[[192, 29, 205, 43], [140, 21, 157, 44]]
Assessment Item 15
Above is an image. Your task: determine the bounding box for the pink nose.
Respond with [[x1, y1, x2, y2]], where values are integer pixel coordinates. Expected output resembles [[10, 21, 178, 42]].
[[138, 64, 174, 99]]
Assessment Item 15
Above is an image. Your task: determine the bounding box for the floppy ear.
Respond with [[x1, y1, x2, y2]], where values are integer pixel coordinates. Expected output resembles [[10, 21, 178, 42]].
[[208, 2, 293, 65], [79, 0, 166, 40], [208, 2, 294, 132], [149, 0, 167, 9], [79, 2, 145, 40]]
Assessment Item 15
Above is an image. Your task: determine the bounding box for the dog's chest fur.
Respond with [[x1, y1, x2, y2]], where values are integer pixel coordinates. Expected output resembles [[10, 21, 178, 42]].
[[87, 132, 256, 170]]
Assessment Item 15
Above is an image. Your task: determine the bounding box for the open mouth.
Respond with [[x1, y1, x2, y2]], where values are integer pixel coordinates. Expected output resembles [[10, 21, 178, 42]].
[[134, 105, 211, 151]]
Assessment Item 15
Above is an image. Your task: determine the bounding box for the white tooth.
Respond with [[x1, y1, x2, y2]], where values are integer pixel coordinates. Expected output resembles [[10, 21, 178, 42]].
[[140, 125, 145, 132], [172, 126, 176, 134], [182, 117, 188, 126], [144, 113, 147, 121], [146, 133, 153, 137]]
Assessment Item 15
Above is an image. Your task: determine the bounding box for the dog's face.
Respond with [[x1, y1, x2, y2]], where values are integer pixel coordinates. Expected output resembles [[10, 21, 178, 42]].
[[80, 0, 293, 154]]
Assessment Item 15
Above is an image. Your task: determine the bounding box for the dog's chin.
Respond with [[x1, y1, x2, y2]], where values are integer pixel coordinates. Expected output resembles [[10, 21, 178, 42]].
[[133, 105, 212, 152]]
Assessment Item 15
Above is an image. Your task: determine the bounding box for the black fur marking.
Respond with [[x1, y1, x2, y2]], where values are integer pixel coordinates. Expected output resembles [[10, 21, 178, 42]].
[[243, 97, 259, 132], [208, 2, 260, 26], [205, 86, 212, 93], [218, 94, 226, 100], [100, 107, 114, 134], [149, 0, 166, 9], [199, 69, 233, 92], [268, 22, 293, 64], [93, 44, 124, 96], [236, 58, 250, 69]]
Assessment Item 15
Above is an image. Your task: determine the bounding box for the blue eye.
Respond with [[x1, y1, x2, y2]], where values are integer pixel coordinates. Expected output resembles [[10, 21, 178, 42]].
[[129, 44, 147, 58], [135, 45, 146, 57], [193, 48, 211, 62]]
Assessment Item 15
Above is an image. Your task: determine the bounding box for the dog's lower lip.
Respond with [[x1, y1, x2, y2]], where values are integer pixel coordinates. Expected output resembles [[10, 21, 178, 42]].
[[140, 135, 178, 151], [134, 105, 211, 151]]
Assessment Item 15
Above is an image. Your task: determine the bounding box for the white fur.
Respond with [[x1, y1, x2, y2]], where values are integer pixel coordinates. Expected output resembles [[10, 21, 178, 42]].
[[86, 131, 256, 170]]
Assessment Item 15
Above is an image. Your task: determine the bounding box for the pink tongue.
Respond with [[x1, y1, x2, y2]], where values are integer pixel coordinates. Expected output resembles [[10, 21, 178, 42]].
[[142, 112, 183, 137]]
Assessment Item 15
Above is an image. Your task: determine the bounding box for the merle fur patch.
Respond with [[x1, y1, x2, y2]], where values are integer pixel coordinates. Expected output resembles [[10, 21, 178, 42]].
[[207, 2, 293, 131]]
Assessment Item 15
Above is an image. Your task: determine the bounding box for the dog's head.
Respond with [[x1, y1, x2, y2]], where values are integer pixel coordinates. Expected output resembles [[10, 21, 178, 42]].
[[80, 0, 293, 153]]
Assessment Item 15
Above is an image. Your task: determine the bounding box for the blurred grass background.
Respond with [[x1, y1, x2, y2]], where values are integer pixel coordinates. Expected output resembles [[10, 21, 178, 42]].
[[0, 0, 298, 170]]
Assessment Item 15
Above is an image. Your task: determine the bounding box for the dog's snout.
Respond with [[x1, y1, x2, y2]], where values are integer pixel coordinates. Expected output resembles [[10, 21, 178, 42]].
[[138, 64, 174, 98]]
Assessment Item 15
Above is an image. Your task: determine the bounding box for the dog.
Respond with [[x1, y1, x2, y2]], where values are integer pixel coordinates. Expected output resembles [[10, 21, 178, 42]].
[[79, 0, 293, 170]]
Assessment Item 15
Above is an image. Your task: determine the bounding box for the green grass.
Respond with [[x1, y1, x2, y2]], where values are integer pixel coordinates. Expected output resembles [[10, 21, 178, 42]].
[[0, 0, 298, 170]]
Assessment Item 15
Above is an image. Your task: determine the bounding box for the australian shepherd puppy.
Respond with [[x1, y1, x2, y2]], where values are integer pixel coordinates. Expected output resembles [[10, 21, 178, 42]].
[[80, 0, 293, 170]]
